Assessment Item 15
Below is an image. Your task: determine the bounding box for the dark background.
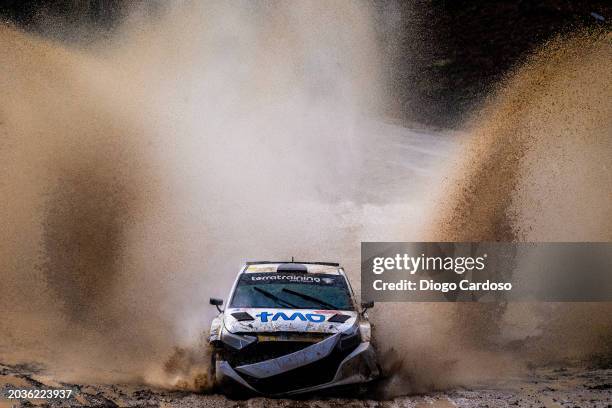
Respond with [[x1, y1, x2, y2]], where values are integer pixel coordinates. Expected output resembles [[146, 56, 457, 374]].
[[1, 0, 609, 127]]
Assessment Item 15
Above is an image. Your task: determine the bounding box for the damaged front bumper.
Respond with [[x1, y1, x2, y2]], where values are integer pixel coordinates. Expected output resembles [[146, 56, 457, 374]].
[[215, 333, 379, 396]]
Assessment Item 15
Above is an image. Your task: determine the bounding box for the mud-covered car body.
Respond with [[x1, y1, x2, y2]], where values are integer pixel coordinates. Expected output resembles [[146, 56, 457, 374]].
[[208, 261, 379, 396]]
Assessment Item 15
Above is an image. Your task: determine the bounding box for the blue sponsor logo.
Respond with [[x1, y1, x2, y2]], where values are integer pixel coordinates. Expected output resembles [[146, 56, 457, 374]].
[[255, 311, 325, 323]]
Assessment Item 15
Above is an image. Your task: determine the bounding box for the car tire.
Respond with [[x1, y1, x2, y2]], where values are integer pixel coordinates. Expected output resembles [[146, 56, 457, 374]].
[[205, 347, 220, 393]]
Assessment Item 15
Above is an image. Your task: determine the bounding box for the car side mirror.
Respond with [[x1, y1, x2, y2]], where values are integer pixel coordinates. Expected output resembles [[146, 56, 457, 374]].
[[361, 300, 374, 315], [210, 297, 224, 313]]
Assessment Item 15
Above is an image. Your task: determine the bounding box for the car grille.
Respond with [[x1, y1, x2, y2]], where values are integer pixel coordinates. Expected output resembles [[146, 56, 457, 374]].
[[222, 331, 361, 393], [239, 344, 357, 394], [226, 340, 314, 366]]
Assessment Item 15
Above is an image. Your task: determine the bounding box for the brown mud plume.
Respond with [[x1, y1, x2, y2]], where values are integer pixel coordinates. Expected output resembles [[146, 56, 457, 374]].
[[430, 30, 612, 243], [0, 1, 385, 389], [430, 29, 612, 360], [0, 24, 168, 381], [373, 30, 612, 397]]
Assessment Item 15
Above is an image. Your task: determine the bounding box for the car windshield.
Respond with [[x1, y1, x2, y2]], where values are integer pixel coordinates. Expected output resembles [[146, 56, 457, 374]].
[[230, 272, 354, 310]]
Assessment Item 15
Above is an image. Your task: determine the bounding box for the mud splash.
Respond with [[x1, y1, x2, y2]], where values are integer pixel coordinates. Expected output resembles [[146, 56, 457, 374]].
[[431, 30, 612, 243], [0, 23, 168, 382], [429, 29, 612, 362], [374, 30, 612, 397], [0, 1, 387, 390]]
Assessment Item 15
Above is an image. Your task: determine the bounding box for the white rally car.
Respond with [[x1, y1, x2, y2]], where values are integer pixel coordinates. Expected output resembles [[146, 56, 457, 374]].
[[207, 261, 379, 396]]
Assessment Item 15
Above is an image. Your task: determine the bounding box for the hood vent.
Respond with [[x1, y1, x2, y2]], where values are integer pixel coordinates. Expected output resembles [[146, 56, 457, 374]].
[[328, 313, 351, 323], [231, 312, 255, 321]]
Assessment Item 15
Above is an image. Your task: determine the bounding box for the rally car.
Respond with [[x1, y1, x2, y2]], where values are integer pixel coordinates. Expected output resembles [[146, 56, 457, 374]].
[[207, 261, 379, 396]]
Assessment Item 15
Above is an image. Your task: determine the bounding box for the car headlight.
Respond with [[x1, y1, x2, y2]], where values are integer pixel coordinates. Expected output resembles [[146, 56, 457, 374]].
[[209, 317, 222, 343], [358, 321, 371, 342]]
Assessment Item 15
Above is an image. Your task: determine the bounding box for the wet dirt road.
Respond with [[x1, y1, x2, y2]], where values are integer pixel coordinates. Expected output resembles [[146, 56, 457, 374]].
[[1, 362, 610, 407]]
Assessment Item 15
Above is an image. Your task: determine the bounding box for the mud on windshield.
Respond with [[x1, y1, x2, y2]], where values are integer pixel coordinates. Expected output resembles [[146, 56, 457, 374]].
[[230, 272, 354, 311]]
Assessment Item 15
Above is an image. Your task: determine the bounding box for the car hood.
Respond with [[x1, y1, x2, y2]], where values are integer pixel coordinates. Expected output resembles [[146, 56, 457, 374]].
[[223, 307, 358, 334]]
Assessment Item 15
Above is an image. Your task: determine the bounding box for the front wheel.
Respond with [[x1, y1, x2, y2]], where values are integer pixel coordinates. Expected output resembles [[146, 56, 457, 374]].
[[205, 346, 221, 393], [208, 348, 253, 399]]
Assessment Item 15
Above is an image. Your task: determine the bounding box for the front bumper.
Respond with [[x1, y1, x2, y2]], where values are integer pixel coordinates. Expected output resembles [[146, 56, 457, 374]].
[[216, 340, 379, 396]]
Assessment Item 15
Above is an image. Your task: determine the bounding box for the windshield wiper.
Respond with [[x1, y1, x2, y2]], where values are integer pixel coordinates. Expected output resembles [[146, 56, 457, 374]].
[[253, 287, 298, 308], [281, 288, 338, 309]]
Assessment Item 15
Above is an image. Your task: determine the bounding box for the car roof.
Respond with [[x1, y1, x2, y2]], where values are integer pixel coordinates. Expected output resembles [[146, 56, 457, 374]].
[[243, 262, 342, 275]]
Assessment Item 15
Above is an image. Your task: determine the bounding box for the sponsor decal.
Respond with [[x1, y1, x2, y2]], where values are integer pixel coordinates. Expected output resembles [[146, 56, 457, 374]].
[[255, 311, 326, 323], [250, 273, 324, 283]]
